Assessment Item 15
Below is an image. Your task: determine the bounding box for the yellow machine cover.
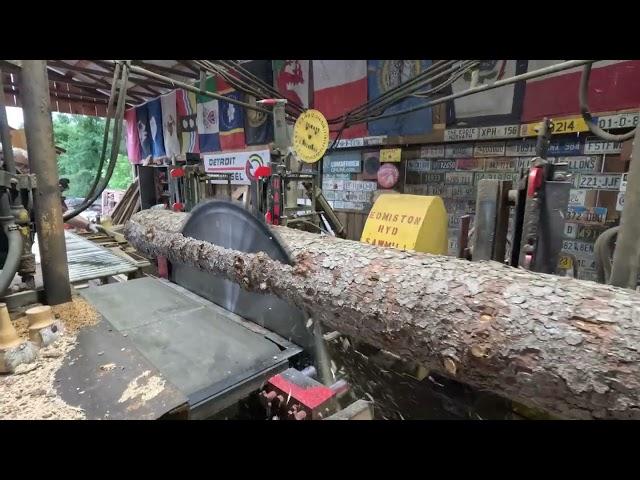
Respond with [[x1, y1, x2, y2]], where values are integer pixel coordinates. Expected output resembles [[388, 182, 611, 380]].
[[360, 194, 448, 254]]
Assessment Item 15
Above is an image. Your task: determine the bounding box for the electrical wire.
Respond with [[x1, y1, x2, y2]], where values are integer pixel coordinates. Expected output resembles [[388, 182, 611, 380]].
[[580, 63, 636, 142]]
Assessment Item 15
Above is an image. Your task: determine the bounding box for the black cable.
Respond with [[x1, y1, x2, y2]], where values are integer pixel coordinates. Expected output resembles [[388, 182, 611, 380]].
[[63, 63, 129, 222], [346, 62, 477, 126], [343, 60, 456, 120], [580, 63, 636, 142]]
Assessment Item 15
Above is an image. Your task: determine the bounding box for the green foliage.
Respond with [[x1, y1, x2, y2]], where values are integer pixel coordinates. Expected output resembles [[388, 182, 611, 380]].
[[52, 113, 132, 197]]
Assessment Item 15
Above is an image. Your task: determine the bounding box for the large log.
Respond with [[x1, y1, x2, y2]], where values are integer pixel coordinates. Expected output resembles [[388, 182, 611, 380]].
[[125, 209, 640, 420]]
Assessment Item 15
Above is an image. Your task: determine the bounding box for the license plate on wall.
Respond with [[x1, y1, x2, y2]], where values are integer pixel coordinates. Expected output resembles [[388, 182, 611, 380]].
[[577, 173, 621, 190]]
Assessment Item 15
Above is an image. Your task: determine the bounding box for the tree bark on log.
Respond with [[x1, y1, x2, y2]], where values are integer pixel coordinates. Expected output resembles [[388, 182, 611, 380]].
[[125, 209, 640, 420]]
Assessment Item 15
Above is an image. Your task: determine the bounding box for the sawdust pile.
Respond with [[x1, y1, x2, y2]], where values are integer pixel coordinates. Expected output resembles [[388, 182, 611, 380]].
[[51, 297, 100, 334], [0, 296, 100, 420], [0, 337, 85, 420]]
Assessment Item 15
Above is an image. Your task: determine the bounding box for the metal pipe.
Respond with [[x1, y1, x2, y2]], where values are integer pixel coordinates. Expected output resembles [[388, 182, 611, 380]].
[[21, 60, 71, 305], [0, 69, 17, 175], [349, 60, 597, 125], [121, 62, 270, 114], [609, 126, 640, 289]]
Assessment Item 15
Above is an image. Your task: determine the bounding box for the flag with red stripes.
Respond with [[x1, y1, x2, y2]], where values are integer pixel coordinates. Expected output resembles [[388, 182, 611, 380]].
[[522, 60, 640, 122], [312, 60, 368, 139]]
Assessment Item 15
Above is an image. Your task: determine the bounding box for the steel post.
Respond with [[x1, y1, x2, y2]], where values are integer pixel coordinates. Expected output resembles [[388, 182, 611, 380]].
[[21, 61, 71, 305], [610, 126, 640, 289], [0, 69, 16, 175]]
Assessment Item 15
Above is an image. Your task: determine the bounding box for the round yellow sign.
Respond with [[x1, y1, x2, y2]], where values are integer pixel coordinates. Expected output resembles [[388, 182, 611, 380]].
[[293, 109, 329, 164]]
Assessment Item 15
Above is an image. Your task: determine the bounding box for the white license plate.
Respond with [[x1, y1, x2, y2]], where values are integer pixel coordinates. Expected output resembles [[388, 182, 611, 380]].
[[407, 159, 432, 172], [577, 173, 621, 190], [597, 112, 639, 130], [445, 172, 474, 185], [423, 172, 446, 183], [568, 189, 586, 206], [562, 240, 595, 255], [617, 192, 625, 211], [564, 222, 578, 239], [583, 138, 622, 154]]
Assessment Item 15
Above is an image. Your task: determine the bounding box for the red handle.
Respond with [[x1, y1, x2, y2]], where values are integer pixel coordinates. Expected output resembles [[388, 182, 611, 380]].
[[170, 168, 185, 178], [527, 166, 544, 197]]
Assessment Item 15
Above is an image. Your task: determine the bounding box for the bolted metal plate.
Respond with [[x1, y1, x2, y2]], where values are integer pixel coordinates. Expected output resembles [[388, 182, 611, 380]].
[[171, 201, 314, 350]]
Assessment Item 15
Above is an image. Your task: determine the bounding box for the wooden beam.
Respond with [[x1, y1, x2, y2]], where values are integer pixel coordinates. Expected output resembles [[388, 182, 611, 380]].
[[132, 60, 199, 79], [48, 60, 113, 79], [5, 86, 109, 104], [177, 60, 201, 74]]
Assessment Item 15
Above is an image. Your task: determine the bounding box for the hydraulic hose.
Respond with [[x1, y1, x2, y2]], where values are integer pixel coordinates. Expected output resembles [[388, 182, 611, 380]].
[[63, 62, 129, 222], [0, 192, 23, 294], [580, 63, 636, 142], [595, 226, 619, 284], [84, 61, 122, 200]]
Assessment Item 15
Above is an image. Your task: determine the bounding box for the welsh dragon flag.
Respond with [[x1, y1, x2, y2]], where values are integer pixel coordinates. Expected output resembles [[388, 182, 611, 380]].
[[273, 60, 310, 108], [196, 76, 220, 152]]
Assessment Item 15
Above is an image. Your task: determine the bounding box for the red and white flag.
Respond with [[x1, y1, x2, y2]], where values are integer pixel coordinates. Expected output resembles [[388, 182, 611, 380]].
[[312, 60, 368, 139], [522, 60, 640, 122]]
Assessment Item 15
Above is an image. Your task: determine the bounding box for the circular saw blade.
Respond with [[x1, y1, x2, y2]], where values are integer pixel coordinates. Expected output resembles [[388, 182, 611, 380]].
[[171, 200, 313, 349], [180, 200, 293, 263]]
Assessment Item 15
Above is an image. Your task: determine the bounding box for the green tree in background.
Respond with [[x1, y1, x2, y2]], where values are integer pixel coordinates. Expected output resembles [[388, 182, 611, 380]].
[[52, 113, 132, 198]]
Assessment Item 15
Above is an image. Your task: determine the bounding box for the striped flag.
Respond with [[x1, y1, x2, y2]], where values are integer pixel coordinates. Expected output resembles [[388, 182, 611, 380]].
[[522, 60, 640, 122], [197, 76, 220, 152], [312, 60, 368, 139], [147, 98, 166, 159], [176, 89, 199, 154], [124, 108, 141, 164], [218, 78, 246, 150], [160, 90, 181, 158]]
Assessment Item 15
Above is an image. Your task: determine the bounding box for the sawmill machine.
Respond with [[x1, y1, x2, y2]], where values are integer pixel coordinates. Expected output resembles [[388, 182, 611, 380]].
[[165, 99, 346, 236]]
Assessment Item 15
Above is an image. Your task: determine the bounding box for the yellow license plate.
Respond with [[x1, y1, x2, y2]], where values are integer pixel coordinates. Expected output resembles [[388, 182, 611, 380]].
[[558, 255, 573, 269], [520, 116, 589, 137], [380, 148, 402, 162]]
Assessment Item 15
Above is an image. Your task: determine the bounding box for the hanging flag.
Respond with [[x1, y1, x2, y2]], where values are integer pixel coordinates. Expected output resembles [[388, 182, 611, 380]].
[[123, 108, 141, 164], [312, 60, 368, 139], [197, 76, 220, 152], [367, 60, 433, 137], [176, 89, 199, 154], [447, 60, 527, 126], [273, 60, 310, 108], [147, 98, 166, 159], [218, 78, 246, 150], [522, 60, 640, 122], [160, 91, 180, 158], [135, 102, 152, 159], [243, 60, 274, 146]]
